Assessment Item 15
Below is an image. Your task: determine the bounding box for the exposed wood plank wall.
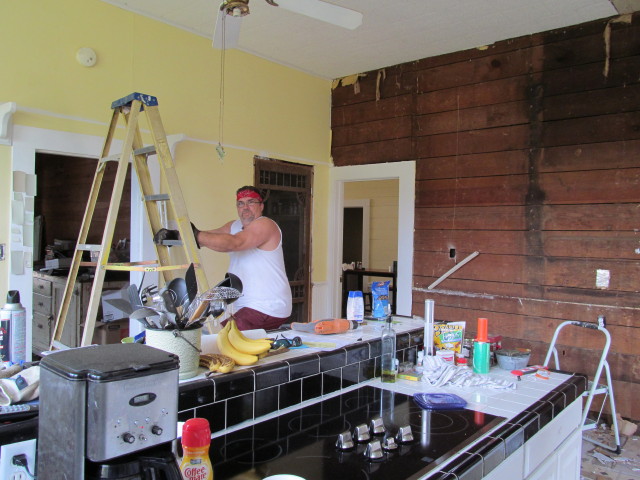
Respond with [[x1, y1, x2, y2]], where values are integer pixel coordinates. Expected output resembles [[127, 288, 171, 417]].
[[35, 153, 131, 260], [332, 14, 640, 420]]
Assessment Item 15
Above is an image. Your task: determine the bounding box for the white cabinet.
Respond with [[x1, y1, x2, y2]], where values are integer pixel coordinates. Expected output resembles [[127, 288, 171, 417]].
[[482, 397, 583, 480], [524, 399, 582, 477], [32, 272, 126, 354]]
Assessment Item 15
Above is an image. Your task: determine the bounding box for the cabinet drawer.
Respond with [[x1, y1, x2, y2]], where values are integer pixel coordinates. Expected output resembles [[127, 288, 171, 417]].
[[33, 277, 52, 296], [33, 311, 54, 351], [33, 293, 53, 315]]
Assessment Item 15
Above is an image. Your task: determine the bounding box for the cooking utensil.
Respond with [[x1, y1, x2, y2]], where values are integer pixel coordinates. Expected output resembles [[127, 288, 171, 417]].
[[128, 284, 143, 309], [167, 277, 189, 309], [214, 273, 243, 304], [184, 286, 242, 328], [161, 289, 178, 314], [130, 307, 161, 328], [185, 263, 198, 304], [140, 285, 158, 305], [104, 298, 134, 316]]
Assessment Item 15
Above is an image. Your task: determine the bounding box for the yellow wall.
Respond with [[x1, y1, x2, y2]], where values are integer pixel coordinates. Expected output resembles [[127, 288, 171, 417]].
[[0, 0, 331, 293], [0, 146, 9, 296], [344, 180, 399, 272]]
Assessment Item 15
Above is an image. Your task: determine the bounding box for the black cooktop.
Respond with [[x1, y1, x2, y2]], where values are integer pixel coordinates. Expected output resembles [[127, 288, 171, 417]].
[[211, 386, 505, 480]]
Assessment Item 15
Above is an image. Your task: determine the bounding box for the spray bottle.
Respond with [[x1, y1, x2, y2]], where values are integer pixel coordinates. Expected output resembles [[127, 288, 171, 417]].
[[0, 290, 27, 364]]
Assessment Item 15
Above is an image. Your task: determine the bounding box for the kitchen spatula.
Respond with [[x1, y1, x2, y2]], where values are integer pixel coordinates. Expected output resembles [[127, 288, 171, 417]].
[[185, 263, 198, 304]]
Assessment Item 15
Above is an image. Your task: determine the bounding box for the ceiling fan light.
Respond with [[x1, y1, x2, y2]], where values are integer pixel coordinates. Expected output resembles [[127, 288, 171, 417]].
[[222, 0, 249, 17]]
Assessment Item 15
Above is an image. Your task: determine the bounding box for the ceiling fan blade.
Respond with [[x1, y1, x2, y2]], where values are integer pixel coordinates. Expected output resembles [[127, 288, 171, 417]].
[[275, 0, 363, 30], [212, 7, 243, 49]]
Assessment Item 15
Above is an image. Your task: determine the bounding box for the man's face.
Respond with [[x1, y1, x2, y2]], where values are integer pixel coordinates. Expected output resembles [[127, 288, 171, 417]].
[[236, 198, 264, 226]]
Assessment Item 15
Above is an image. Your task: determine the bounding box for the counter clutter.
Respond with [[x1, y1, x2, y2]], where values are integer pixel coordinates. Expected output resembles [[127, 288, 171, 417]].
[[176, 315, 588, 480], [0, 315, 587, 480]]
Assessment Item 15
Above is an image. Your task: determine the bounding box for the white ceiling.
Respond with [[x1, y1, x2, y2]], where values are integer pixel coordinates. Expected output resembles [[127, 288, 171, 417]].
[[100, 0, 633, 80]]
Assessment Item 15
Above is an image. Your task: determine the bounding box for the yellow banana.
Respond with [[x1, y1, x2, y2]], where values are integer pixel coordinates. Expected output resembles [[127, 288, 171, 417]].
[[227, 320, 272, 355], [199, 353, 235, 374], [216, 322, 259, 366], [230, 318, 274, 347]]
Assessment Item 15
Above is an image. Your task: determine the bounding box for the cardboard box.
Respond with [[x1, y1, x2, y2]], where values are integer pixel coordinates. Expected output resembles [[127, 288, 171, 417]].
[[44, 258, 72, 269], [101, 289, 130, 322], [92, 319, 129, 345]]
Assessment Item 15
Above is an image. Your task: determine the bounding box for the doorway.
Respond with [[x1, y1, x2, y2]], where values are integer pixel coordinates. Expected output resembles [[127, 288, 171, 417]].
[[329, 161, 415, 318], [342, 199, 370, 268], [254, 157, 313, 324]]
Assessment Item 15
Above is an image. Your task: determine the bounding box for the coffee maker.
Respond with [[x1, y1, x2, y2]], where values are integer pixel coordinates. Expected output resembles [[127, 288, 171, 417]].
[[37, 343, 182, 479]]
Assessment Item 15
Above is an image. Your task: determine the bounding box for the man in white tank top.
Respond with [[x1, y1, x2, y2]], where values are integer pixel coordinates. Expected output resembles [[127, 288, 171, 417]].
[[192, 186, 292, 330]]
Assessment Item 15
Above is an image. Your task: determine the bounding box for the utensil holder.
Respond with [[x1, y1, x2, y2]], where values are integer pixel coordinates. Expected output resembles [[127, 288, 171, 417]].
[[145, 326, 202, 379]]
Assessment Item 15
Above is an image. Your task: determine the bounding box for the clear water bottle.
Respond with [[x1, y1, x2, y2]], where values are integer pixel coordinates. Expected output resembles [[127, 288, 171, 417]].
[[346, 290, 364, 322], [381, 316, 397, 383]]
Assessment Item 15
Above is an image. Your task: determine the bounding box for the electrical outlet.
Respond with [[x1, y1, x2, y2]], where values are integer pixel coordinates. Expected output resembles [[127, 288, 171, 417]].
[[0, 439, 36, 480]]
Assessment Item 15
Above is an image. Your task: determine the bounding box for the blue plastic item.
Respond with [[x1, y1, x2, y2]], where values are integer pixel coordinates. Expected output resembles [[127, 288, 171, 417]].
[[413, 393, 467, 410]]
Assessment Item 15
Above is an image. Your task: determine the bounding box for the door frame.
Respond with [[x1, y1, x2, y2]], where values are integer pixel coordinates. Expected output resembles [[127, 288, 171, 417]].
[[254, 157, 313, 323], [328, 161, 415, 317]]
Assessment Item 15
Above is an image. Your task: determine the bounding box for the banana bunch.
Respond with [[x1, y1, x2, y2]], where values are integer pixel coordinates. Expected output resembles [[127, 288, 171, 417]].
[[215, 319, 273, 366], [199, 353, 235, 374]]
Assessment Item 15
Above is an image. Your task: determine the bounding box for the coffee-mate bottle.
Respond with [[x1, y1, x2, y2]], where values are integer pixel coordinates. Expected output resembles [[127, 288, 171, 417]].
[[180, 418, 213, 480]]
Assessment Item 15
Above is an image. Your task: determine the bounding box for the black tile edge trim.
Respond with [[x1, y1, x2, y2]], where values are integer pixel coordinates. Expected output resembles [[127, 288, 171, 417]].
[[441, 451, 483, 480], [508, 411, 540, 442], [211, 369, 255, 402], [396, 332, 411, 350], [408, 328, 424, 347], [524, 400, 553, 430], [178, 377, 215, 411], [253, 361, 290, 390], [467, 436, 506, 476], [488, 422, 524, 456], [319, 348, 347, 372], [428, 473, 458, 480], [540, 390, 566, 417], [345, 343, 370, 364], [286, 354, 320, 380]]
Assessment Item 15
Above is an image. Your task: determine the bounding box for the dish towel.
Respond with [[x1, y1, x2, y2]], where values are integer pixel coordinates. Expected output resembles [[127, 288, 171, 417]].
[[0, 365, 40, 406], [421, 356, 516, 390]]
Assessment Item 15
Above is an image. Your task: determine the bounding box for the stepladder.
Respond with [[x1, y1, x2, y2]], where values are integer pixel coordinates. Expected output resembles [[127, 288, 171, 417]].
[[50, 93, 209, 350], [543, 316, 621, 454]]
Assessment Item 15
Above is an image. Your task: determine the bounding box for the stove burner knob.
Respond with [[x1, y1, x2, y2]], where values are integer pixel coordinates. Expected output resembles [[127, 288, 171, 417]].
[[370, 416, 386, 435], [382, 436, 398, 451], [354, 424, 370, 443], [335, 430, 355, 451], [151, 425, 163, 436], [363, 440, 384, 460], [122, 432, 135, 444], [395, 425, 414, 444]]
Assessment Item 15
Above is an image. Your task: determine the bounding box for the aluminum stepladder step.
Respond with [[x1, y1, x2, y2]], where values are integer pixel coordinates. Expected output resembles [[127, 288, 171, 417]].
[[50, 92, 209, 350], [543, 317, 621, 454]]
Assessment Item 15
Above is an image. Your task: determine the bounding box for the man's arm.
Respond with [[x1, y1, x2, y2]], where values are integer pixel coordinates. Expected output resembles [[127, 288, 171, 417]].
[[198, 218, 279, 253]]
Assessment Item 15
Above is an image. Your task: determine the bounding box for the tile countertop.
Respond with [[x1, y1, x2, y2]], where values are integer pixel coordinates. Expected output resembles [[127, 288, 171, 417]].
[[179, 316, 587, 479], [197, 314, 579, 430], [188, 315, 426, 380], [378, 365, 573, 422]]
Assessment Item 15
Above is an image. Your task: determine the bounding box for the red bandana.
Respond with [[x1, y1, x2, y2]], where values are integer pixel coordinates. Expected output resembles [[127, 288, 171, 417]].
[[236, 189, 262, 202]]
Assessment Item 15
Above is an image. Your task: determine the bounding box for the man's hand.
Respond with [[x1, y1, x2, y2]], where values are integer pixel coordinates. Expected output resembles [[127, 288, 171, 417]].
[[191, 222, 201, 249]]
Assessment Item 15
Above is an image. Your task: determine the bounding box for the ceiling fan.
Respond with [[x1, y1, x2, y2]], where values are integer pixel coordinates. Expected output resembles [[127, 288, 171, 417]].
[[213, 0, 363, 49]]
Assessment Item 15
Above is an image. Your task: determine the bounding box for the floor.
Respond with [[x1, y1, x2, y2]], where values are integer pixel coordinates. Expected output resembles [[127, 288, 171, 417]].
[[581, 428, 640, 480]]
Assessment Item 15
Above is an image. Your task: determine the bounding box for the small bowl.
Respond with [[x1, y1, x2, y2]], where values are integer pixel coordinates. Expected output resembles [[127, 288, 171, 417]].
[[496, 348, 531, 370]]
